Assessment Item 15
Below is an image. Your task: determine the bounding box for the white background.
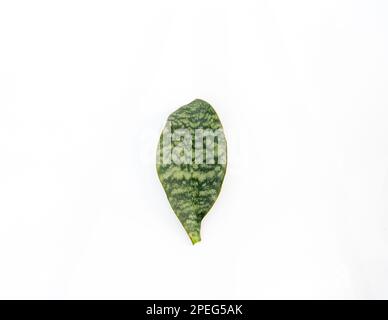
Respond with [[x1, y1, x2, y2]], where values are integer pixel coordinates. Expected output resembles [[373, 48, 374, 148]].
[[0, 0, 387, 299]]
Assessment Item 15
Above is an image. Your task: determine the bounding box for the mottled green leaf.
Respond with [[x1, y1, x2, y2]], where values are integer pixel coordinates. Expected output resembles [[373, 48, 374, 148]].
[[156, 99, 227, 244]]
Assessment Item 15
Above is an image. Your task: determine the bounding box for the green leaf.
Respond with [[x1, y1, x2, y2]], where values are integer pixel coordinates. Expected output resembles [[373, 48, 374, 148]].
[[156, 99, 227, 244]]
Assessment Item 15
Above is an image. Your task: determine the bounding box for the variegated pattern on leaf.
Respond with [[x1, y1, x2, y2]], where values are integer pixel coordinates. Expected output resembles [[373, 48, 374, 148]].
[[156, 99, 227, 244]]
